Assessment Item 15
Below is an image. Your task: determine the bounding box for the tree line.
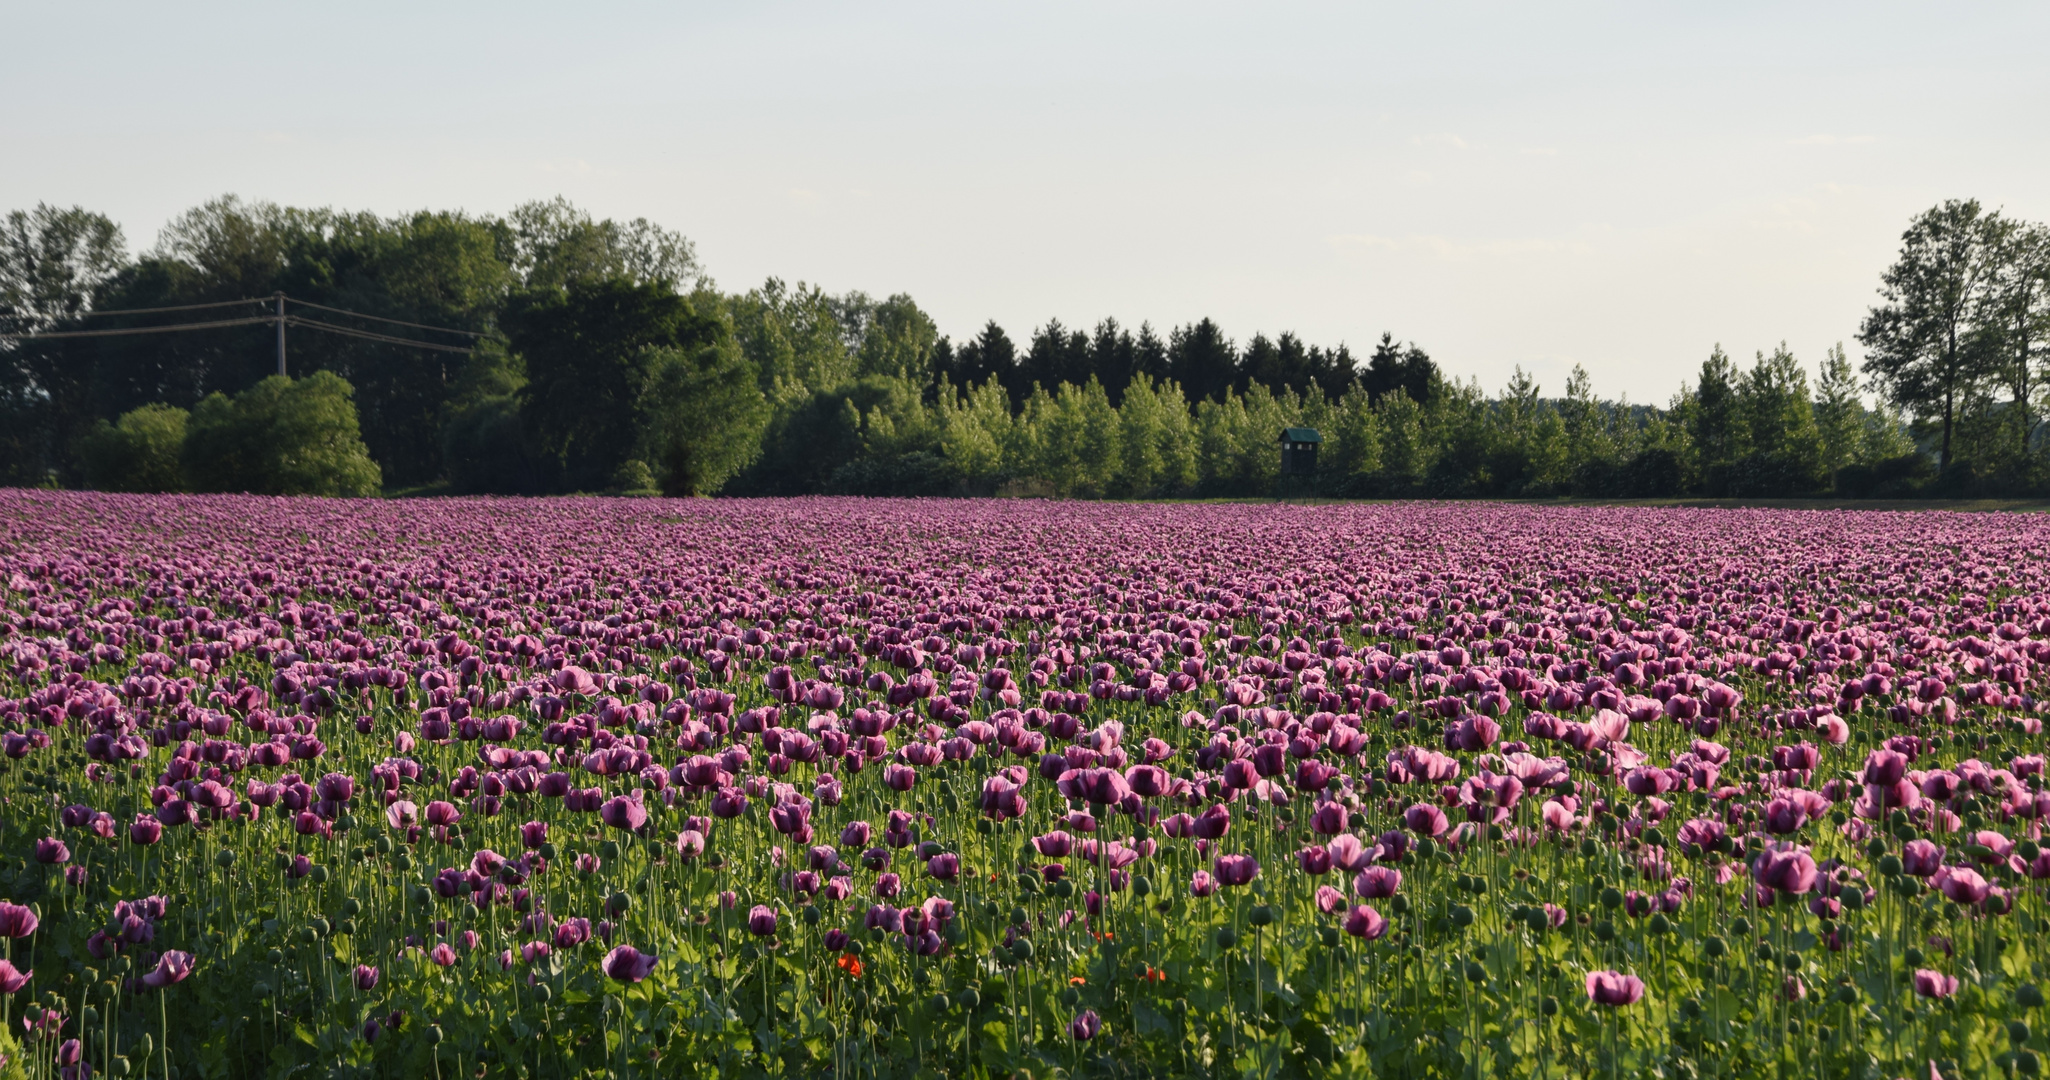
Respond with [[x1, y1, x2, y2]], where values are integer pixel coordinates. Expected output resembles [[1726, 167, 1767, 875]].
[[1, 195, 2044, 499]]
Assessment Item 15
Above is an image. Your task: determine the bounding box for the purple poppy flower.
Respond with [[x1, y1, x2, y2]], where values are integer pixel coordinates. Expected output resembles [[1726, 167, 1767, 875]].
[[1912, 969, 1958, 999], [1213, 854, 1259, 887], [1344, 904, 1388, 940], [141, 950, 195, 988], [600, 793, 647, 832], [1752, 846, 1818, 896], [1584, 970, 1645, 1007], [602, 945, 658, 983], [1192, 803, 1232, 840], [711, 787, 750, 818], [1403, 803, 1449, 837], [1353, 866, 1402, 899], [128, 815, 162, 846], [0, 903, 38, 938]]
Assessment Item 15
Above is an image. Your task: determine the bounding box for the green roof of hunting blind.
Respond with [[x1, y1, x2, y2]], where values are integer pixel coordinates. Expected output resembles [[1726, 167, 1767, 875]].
[[1280, 427, 1323, 443]]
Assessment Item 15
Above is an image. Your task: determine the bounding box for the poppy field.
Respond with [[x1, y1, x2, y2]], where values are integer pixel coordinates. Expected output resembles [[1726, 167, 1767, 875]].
[[0, 492, 2048, 1079]]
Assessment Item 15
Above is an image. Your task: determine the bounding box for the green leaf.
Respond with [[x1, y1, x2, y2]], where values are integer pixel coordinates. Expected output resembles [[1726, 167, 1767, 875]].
[[2004, 941, 2032, 979], [1133, 1000, 1176, 1037]]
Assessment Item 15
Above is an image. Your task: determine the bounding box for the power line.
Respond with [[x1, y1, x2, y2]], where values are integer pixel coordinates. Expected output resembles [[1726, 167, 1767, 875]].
[[286, 297, 485, 337], [0, 294, 485, 361], [0, 317, 275, 341], [48, 297, 270, 319], [284, 315, 475, 354]]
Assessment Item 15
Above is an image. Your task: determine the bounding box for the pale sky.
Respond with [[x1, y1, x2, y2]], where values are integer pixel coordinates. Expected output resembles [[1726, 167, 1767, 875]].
[[5, 2, 2045, 403]]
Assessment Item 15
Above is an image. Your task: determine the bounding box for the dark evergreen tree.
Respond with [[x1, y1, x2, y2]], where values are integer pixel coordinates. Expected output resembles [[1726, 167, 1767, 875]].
[[949, 321, 1019, 405], [1024, 319, 1090, 393], [1361, 333, 1437, 405], [1168, 318, 1236, 404], [1088, 318, 1140, 404]]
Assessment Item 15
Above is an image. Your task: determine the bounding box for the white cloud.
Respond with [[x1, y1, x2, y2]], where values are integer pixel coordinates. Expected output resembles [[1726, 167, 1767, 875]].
[[1790, 134, 1877, 145]]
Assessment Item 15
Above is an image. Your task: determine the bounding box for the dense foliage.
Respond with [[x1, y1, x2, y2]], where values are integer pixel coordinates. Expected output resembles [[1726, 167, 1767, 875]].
[[180, 374, 382, 498], [2, 198, 2046, 498], [0, 494, 2047, 1078]]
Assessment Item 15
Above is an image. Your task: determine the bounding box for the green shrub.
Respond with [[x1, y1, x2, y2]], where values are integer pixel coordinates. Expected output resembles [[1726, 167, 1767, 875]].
[[634, 341, 768, 496], [442, 393, 551, 494], [608, 458, 659, 494], [1833, 453, 1935, 499], [183, 372, 383, 496], [79, 403, 189, 492]]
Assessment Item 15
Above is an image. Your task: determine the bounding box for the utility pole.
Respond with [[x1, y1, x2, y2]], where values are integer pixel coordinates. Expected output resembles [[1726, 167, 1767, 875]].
[[274, 292, 287, 376]]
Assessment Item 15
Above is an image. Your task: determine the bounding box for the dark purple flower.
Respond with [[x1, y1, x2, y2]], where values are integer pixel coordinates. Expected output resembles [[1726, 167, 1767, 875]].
[[141, 950, 194, 989], [600, 793, 648, 832], [1752, 846, 1818, 896], [1403, 803, 1448, 837], [1192, 803, 1232, 840], [1353, 866, 1402, 899], [1069, 1009, 1101, 1040], [602, 945, 658, 983], [1901, 839, 1945, 877], [1213, 854, 1259, 887], [0, 903, 38, 938], [1344, 904, 1388, 940], [711, 787, 749, 818], [128, 815, 162, 845]]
